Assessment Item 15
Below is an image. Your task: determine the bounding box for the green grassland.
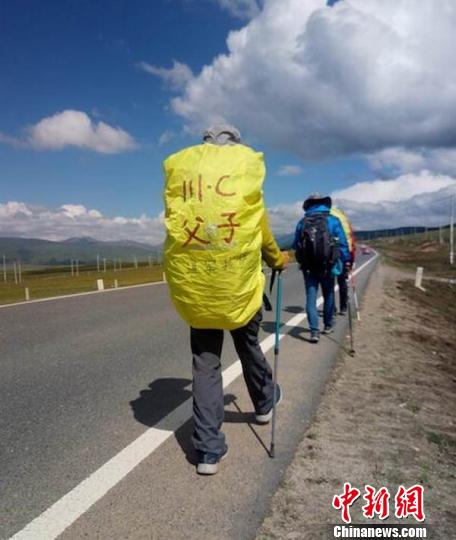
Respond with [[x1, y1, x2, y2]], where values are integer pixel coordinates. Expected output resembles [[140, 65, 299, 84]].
[[372, 229, 456, 279], [0, 263, 164, 306]]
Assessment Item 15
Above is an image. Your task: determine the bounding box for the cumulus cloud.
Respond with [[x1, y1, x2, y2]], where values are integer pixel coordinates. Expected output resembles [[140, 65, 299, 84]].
[[27, 110, 137, 153], [266, 172, 456, 233], [277, 165, 303, 176], [0, 202, 165, 244], [211, 0, 263, 20], [336, 185, 456, 231], [0, 132, 25, 149], [172, 0, 456, 159], [368, 147, 456, 176], [138, 60, 193, 91], [158, 130, 176, 146], [0, 111, 137, 154], [332, 171, 456, 204]]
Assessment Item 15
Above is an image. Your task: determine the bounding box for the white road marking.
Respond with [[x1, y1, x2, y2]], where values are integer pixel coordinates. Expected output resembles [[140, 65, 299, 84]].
[[0, 280, 166, 310], [9, 255, 377, 540]]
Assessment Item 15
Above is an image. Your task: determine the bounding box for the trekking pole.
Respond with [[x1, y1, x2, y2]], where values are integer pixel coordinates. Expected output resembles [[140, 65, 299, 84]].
[[350, 269, 361, 321], [270, 270, 283, 458], [346, 276, 355, 355]]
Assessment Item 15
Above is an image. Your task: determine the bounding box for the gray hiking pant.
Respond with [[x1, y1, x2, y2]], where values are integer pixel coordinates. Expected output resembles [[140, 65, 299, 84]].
[[190, 310, 274, 455]]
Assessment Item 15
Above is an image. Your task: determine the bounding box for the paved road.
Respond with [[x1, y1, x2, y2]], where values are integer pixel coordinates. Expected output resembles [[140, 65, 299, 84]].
[[1, 254, 376, 539]]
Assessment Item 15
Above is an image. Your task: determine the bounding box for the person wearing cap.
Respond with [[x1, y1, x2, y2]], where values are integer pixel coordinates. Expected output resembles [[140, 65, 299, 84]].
[[163, 125, 288, 474], [293, 193, 350, 342]]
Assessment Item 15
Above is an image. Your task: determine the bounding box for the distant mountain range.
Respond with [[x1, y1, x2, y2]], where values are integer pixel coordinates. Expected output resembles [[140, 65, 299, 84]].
[[1, 225, 448, 265], [0, 237, 162, 266]]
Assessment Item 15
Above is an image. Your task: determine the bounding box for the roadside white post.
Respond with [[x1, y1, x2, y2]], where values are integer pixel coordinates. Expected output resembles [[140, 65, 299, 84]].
[[450, 193, 454, 266], [97, 279, 104, 291], [25, 287, 30, 301], [114, 279, 118, 288], [415, 267, 425, 291]]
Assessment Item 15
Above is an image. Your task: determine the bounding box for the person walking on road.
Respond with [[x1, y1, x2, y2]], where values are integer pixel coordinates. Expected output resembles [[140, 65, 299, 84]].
[[293, 193, 349, 343], [163, 125, 288, 475], [330, 206, 356, 315]]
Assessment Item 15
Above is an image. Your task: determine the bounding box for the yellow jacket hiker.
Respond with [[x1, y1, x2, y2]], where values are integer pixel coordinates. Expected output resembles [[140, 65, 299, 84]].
[[163, 131, 285, 330], [163, 125, 287, 475]]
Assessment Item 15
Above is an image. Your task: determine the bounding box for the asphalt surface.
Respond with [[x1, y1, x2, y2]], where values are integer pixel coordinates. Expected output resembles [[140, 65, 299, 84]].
[[1, 254, 377, 540]]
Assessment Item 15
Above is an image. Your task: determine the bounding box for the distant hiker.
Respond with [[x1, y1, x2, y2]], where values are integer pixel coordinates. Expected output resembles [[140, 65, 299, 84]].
[[163, 125, 288, 475], [330, 207, 356, 315], [293, 193, 349, 343]]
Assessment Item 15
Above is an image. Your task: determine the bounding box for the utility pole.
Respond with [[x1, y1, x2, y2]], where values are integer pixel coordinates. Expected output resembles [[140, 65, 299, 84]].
[[450, 193, 455, 266], [71, 259, 74, 277], [2, 254, 6, 282], [439, 226, 443, 245], [103, 258, 107, 273], [76, 259, 79, 277], [119, 258, 122, 270], [97, 254, 100, 272], [13, 261, 18, 284], [18, 260, 22, 283], [134, 255, 138, 269]]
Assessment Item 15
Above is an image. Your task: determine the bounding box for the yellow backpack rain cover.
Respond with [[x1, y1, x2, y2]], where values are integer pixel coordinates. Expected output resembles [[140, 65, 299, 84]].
[[163, 143, 266, 330], [331, 207, 354, 253]]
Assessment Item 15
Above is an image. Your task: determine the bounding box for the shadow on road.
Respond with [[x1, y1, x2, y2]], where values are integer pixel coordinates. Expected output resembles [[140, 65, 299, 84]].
[[173, 393, 270, 465], [283, 305, 303, 313], [130, 377, 192, 427]]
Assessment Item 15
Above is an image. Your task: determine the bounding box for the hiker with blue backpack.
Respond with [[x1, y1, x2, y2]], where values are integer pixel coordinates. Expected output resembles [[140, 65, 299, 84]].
[[293, 194, 350, 343]]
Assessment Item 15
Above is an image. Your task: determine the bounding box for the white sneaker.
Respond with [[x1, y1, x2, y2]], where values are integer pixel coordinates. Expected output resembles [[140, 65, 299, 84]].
[[196, 447, 229, 475], [255, 384, 283, 424]]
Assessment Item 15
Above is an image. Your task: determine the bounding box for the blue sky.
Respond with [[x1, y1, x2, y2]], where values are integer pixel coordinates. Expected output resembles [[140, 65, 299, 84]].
[[1, 0, 455, 242]]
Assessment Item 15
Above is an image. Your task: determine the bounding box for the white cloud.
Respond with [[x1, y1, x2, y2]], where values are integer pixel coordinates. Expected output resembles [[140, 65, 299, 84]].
[[332, 171, 456, 204], [336, 185, 456, 231], [368, 147, 456, 176], [158, 130, 176, 146], [172, 0, 456, 159], [0, 111, 137, 154], [26, 110, 137, 153], [267, 201, 303, 234], [265, 172, 456, 233], [0, 132, 25, 149], [211, 0, 263, 20], [277, 165, 303, 176], [138, 60, 193, 91], [0, 202, 165, 244]]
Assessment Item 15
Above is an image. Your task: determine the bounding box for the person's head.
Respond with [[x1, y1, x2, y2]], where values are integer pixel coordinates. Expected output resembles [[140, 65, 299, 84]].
[[203, 124, 241, 146], [303, 192, 332, 211]]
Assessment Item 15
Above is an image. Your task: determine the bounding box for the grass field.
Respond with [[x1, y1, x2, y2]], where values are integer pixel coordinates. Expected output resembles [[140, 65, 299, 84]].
[[0, 264, 164, 306], [372, 230, 455, 279]]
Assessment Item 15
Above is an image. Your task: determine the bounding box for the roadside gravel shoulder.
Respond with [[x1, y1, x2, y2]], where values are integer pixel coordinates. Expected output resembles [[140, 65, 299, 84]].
[[256, 263, 456, 539]]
